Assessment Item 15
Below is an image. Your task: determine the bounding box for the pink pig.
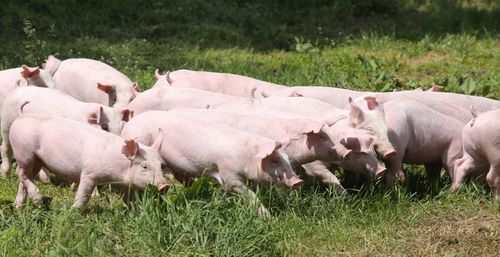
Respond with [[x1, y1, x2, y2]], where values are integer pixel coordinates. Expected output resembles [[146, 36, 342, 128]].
[[121, 111, 304, 218], [127, 87, 387, 179], [452, 109, 500, 200], [153, 69, 287, 97], [127, 86, 253, 115], [10, 114, 169, 208], [0, 65, 55, 112], [257, 86, 369, 108], [365, 91, 500, 113], [382, 100, 465, 186], [257, 96, 397, 160], [43, 55, 140, 108], [167, 108, 351, 192], [0, 87, 133, 177]]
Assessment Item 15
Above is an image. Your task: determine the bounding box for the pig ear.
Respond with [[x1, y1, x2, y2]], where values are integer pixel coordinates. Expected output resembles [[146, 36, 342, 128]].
[[150, 128, 164, 151], [348, 97, 364, 126], [303, 122, 324, 134], [132, 82, 141, 92], [279, 136, 292, 148], [87, 106, 104, 124], [256, 141, 282, 159], [364, 96, 380, 111], [20, 65, 40, 78], [340, 137, 361, 152], [325, 114, 347, 126], [97, 83, 114, 94], [428, 84, 443, 92], [154, 68, 161, 79], [121, 109, 133, 122], [122, 139, 139, 160], [289, 91, 303, 97]]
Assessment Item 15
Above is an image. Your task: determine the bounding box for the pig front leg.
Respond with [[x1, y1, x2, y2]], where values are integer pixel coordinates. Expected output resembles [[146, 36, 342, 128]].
[[224, 177, 271, 219], [72, 177, 97, 208], [384, 158, 404, 187], [0, 138, 13, 177], [302, 161, 346, 194]]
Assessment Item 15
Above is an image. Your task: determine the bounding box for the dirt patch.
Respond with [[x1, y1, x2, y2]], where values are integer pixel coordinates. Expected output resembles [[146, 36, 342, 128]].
[[401, 206, 500, 256]]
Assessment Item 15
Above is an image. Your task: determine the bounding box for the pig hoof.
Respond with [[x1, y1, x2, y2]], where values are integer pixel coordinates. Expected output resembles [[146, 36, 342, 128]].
[[14, 200, 24, 209], [91, 188, 100, 198], [0, 167, 9, 178], [33, 199, 43, 208], [449, 184, 460, 193], [37, 173, 51, 184], [258, 207, 272, 220], [71, 203, 83, 209]]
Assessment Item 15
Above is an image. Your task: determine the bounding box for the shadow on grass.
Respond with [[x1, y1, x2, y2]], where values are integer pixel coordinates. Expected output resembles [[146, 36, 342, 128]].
[[0, 0, 498, 57]]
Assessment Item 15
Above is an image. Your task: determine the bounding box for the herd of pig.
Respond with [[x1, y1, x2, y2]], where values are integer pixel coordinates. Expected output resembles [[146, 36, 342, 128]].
[[0, 55, 499, 217]]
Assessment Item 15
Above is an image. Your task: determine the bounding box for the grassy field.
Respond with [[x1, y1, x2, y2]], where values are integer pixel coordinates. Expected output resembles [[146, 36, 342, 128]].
[[0, 1, 499, 256]]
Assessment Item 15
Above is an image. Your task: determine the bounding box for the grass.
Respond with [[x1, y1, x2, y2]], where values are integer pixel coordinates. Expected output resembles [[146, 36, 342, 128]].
[[0, 0, 499, 256]]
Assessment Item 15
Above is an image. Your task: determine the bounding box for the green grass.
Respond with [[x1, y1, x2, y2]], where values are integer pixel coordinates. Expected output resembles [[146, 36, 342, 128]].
[[1, 0, 499, 256]]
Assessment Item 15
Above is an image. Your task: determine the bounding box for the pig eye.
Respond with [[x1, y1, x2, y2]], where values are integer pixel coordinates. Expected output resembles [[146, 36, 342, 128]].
[[272, 160, 279, 166], [141, 163, 148, 170]]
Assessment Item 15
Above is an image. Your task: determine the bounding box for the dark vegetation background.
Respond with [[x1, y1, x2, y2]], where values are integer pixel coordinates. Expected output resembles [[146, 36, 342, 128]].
[[0, 1, 499, 256]]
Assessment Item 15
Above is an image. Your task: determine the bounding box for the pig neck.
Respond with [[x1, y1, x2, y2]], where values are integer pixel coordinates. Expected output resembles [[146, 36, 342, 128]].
[[330, 118, 352, 135], [283, 134, 316, 165], [93, 143, 132, 184]]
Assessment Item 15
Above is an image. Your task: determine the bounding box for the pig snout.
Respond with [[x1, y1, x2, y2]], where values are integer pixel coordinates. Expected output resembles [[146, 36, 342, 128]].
[[382, 149, 396, 160], [376, 144, 397, 160], [341, 149, 352, 160], [287, 176, 305, 189], [283, 170, 304, 189], [158, 183, 170, 192], [375, 165, 387, 177]]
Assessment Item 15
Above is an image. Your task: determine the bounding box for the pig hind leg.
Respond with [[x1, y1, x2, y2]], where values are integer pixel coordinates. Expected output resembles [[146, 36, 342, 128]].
[[451, 153, 486, 191], [486, 164, 500, 201], [15, 159, 44, 208]]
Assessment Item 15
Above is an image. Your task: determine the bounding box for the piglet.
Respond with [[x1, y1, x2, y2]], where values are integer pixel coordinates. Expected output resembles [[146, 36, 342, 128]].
[[0, 65, 55, 113], [452, 109, 500, 200], [0, 87, 132, 177], [44, 55, 140, 108], [256, 86, 369, 108], [382, 100, 464, 186], [121, 111, 304, 218], [153, 69, 287, 97], [168, 108, 351, 193], [10, 114, 169, 208]]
